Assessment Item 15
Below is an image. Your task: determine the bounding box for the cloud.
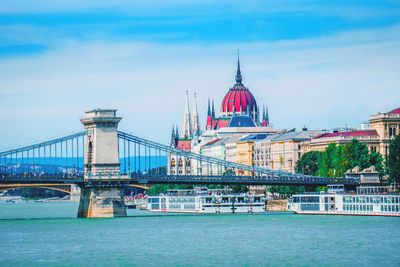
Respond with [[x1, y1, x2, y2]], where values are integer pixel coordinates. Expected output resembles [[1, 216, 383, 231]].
[[0, 24, 399, 150]]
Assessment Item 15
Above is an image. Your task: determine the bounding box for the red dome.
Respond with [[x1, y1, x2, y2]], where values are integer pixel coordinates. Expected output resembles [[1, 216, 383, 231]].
[[388, 108, 400, 114], [221, 84, 257, 115], [220, 58, 258, 117]]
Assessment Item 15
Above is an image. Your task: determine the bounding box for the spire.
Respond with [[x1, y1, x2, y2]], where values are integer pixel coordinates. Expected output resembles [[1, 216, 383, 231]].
[[175, 125, 179, 138], [211, 99, 215, 119], [192, 92, 200, 136], [262, 105, 265, 120], [262, 105, 270, 127], [182, 90, 192, 138], [207, 98, 211, 116], [235, 50, 242, 85], [170, 125, 176, 146], [171, 124, 175, 138]]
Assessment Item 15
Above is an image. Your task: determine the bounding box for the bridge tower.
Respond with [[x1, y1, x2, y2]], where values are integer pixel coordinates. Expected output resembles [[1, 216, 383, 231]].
[[77, 109, 127, 218]]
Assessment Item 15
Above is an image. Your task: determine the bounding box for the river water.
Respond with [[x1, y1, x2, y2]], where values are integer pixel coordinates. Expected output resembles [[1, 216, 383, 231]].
[[0, 202, 399, 266]]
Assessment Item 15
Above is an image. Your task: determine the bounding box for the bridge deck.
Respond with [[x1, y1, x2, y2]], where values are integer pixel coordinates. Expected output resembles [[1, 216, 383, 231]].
[[0, 174, 360, 186]]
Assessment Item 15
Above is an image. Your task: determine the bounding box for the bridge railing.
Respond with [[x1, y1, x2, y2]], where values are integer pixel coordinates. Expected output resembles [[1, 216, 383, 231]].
[[117, 131, 359, 185], [0, 131, 87, 176]]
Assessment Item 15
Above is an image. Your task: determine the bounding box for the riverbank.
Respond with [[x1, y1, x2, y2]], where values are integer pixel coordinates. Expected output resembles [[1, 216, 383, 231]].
[[267, 199, 288, 211]]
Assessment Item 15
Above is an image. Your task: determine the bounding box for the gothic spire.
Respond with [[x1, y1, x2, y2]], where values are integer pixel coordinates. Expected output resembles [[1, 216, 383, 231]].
[[261, 105, 270, 127], [211, 99, 215, 119], [262, 105, 266, 120], [170, 124, 176, 146], [182, 90, 192, 138], [171, 124, 175, 138], [207, 98, 211, 116], [192, 92, 200, 136], [235, 50, 242, 85]]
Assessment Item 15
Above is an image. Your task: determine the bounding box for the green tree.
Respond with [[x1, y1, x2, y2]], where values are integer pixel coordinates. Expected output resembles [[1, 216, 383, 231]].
[[343, 139, 370, 170], [387, 135, 400, 182], [146, 185, 170, 195], [343, 139, 384, 176], [295, 151, 322, 175], [268, 185, 305, 195], [319, 143, 343, 177], [368, 150, 384, 176], [318, 140, 384, 178]]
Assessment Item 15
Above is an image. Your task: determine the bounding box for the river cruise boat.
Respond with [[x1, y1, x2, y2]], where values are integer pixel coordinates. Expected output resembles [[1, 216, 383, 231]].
[[147, 187, 266, 213], [288, 184, 400, 217]]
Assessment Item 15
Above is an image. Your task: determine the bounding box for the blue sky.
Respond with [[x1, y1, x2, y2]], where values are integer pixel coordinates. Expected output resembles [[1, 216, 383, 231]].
[[0, 0, 400, 149]]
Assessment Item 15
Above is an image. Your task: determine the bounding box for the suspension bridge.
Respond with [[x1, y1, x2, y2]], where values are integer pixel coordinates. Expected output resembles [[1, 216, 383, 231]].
[[0, 109, 359, 217]]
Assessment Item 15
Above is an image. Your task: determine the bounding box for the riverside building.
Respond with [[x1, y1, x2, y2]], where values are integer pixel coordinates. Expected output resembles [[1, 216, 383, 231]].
[[169, 57, 278, 176], [168, 56, 400, 180], [308, 107, 400, 157]]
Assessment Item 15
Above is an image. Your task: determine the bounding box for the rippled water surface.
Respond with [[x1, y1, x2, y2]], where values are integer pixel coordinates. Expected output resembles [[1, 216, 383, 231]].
[[0, 202, 399, 266]]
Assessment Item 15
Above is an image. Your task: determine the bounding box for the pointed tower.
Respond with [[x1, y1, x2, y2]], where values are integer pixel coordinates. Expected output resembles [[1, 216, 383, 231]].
[[182, 90, 192, 138], [235, 51, 242, 85], [206, 98, 213, 130], [170, 125, 176, 146], [262, 105, 270, 127], [211, 99, 215, 119], [220, 53, 257, 119], [262, 106, 265, 126], [175, 125, 179, 139], [192, 92, 200, 136]]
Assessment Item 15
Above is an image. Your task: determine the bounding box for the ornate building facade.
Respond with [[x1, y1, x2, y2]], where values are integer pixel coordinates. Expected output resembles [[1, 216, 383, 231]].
[[167, 55, 400, 186], [169, 57, 277, 176]]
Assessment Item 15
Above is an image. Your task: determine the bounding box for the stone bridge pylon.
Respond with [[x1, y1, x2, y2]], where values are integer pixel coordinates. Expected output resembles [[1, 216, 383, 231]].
[[78, 109, 127, 218]]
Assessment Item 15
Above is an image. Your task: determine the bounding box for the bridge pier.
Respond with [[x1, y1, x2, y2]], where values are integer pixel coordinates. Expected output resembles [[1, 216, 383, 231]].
[[77, 185, 126, 218], [78, 109, 127, 218]]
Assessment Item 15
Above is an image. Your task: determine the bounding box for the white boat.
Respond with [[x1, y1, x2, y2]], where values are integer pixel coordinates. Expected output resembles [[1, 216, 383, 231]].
[[147, 187, 267, 214], [288, 184, 400, 217]]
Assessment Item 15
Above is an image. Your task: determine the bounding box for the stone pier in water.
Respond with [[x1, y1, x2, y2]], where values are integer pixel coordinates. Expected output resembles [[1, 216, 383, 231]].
[[77, 109, 127, 218]]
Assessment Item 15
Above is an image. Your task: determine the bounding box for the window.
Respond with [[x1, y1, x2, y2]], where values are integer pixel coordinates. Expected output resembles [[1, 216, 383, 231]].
[[300, 204, 320, 211]]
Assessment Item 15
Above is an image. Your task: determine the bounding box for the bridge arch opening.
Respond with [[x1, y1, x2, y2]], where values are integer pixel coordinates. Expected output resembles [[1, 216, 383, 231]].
[[0, 186, 71, 197]]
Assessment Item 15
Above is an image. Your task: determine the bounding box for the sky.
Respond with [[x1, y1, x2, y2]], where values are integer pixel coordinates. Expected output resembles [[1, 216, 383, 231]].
[[0, 0, 400, 150]]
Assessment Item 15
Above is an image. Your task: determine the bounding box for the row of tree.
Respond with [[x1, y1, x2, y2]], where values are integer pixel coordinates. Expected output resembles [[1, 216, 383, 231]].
[[296, 135, 400, 182]]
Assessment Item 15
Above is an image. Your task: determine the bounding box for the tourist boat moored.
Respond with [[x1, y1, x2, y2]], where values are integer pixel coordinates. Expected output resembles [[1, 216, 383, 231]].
[[288, 184, 400, 217], [147, 187, 267, 213]]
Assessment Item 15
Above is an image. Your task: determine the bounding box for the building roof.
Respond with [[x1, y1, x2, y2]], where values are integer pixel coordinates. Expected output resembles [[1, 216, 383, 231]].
[[221, 87, 257, 116], [202, 138, 223, 148], [220, 57, 258, 116], [176, 140, 192, 151], [272, 130, 324, 142], [315, 130, 378, 139], [215, 119, 230, 129], [228, 115, 256, 127], [240, 134, 269, 141], [388, 107, 400, 114]]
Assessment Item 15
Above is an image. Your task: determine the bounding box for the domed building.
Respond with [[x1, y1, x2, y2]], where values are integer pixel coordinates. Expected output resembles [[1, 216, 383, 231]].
[[170, 56, 273, 151], [169, 56, 279, 177], [206, 57, 269, 130]]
